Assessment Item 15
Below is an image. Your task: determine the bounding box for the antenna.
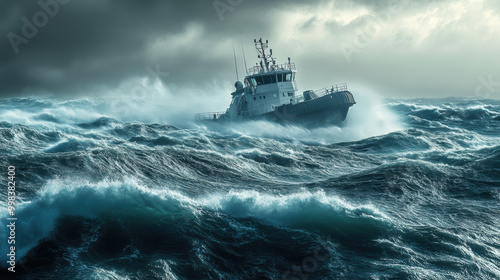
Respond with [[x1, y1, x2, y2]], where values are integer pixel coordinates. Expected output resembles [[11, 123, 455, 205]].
[[240, 39, 249, 75], [232, 41, 239, 81], [254, 38, 273, 72]]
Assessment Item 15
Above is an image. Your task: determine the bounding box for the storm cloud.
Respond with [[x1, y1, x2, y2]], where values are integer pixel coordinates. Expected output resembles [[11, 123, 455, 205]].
[[1, 0, 500, 99]]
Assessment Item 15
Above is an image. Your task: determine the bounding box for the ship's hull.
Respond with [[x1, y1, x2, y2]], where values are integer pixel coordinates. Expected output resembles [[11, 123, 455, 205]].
[[257, 90, 355, 127], [200, 91, 355, 127]]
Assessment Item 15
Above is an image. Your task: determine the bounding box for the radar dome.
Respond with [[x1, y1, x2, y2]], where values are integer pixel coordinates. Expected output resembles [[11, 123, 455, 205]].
[[234, 81, 244, 90]]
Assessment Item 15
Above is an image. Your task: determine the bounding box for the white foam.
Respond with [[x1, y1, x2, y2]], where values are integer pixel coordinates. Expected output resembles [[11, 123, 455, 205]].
[[0, 179, 390, 265], [200, 189, 391, 235]]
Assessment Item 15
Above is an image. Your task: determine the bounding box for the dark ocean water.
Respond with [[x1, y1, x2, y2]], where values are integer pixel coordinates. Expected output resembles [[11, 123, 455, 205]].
[[0, 96, 499, 279]]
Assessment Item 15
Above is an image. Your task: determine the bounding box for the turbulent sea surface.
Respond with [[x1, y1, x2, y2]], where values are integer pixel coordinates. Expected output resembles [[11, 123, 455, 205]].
[[0, 96, 499, 279]]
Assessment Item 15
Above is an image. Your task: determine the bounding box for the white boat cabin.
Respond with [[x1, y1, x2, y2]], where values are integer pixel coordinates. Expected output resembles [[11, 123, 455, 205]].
[[227, 39, 299, 119]]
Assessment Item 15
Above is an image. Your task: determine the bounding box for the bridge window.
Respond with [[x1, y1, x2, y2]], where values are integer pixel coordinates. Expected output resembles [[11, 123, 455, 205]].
[[256, 76, 264, 85], [285, 73, 292, 81], [253, 74, 279, 85], [263, 75, 271, 84], [277, 74, 283, 83]]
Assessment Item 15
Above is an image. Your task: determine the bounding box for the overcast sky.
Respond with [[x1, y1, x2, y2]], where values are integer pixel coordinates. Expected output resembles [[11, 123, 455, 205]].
[[1, 0, 500, 99]]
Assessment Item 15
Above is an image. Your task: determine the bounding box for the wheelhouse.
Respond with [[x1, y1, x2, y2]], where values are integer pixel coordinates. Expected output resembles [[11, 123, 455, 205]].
[[246, 71, 296, 87]]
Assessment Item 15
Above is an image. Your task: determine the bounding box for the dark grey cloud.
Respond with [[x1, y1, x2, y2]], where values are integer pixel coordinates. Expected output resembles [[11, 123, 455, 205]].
[[2, 0, 316, 96], [1, 0, 500, 99]]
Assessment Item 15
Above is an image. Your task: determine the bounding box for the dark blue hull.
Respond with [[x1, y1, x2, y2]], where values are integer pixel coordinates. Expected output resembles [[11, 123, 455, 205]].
[[198, 91, 356, 127], [258, 90, 356, 127]]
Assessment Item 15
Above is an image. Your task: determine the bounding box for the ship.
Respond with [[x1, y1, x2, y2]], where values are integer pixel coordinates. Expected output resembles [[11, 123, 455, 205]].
[[196, 39, 356, 127]]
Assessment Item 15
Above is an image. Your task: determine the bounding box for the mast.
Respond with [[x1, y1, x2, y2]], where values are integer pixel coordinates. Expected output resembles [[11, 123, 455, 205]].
[[241, 39, 249, 75], [254, 38, 274, 73], [232, 41, 239, 81]]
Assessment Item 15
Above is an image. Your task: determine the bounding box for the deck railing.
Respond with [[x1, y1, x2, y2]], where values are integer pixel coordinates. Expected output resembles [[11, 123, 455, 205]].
[[287, 83, 348, 105], [248, 63, 296, 75], [195, 112, 226, 121], [314, 83, 348, 97]]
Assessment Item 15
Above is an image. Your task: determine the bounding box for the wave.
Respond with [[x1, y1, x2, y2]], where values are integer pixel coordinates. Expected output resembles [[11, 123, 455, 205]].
[[0, 179, 197, 265], [0, 99, 106, 126], [202, 189, 392, 239], [129, 135, 181, 147], [77, 117, 119, 129], [389, 100, 500, 122], [0, 179, 391, 265], [340, 128, 497, 155], [44, 138, 100, 153]]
